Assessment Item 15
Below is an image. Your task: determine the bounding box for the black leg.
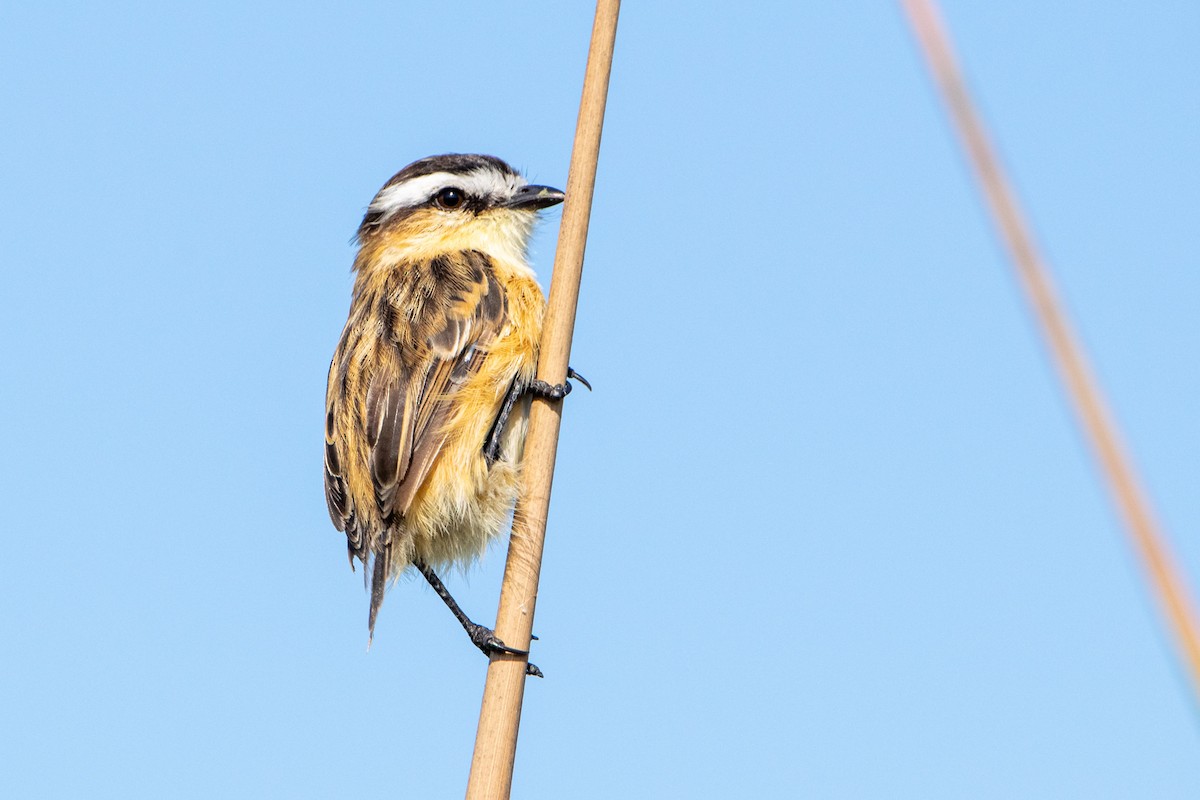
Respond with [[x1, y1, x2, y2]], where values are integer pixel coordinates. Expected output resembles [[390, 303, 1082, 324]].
[[483, 368, 592, 465], [483, 377, 524, 466], [416, 562, 543, 678]]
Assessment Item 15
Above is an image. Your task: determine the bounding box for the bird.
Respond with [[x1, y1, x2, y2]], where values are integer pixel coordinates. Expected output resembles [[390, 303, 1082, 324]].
[[323, 154, 583, 675]]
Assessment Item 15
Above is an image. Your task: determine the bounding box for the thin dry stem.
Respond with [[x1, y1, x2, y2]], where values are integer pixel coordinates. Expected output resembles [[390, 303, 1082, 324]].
[[902, 0, 1200, 700], [465, 2, 620, 798]]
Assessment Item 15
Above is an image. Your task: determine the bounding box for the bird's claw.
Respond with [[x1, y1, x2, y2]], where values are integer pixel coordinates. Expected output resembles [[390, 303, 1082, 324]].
[[567, 367, 592, 391]]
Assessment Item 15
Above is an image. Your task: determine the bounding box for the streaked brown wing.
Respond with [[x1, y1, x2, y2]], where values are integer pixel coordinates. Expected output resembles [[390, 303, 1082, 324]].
[[325, 353, 375, 581], [365, 251, 507, 521], [324, 324, 356, 534]]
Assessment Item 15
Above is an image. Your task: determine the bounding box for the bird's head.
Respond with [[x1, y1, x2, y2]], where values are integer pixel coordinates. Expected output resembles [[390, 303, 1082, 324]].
[[355, 154, 565, 269]]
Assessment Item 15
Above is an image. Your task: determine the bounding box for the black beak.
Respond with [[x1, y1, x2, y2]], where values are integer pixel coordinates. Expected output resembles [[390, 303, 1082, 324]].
[[505, 184, 566, 210]]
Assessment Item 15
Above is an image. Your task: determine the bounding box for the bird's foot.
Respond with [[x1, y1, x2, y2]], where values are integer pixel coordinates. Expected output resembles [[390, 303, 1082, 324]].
[[527, 379, 571, 400], [527, 367, 591, 400], [465, 621, 527, 656], [464, 621, 542, 678]]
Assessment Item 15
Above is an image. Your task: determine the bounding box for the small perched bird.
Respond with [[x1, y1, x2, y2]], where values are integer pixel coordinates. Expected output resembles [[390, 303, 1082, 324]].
[[324, 154, 581, 673]]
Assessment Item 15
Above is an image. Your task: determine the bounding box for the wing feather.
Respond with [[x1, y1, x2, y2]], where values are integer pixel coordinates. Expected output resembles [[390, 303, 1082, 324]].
[[325, 327, 366, 566], [367, 251, 507, 521], [324, 249, 508, 582]]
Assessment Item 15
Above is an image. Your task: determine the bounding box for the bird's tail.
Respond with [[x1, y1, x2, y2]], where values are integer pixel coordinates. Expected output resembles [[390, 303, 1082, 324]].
[[367, 543, 392, 649]]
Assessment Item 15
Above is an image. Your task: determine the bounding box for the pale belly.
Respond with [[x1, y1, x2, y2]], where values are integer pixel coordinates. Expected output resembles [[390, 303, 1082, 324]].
[[401, 383, 533, 570]]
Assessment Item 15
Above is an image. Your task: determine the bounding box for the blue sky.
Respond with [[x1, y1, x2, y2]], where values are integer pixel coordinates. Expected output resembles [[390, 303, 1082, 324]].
[[2, 2, 1198, 797]]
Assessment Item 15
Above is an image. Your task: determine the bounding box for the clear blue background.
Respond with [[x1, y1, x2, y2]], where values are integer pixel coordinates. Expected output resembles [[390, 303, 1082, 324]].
[[2, 2, 1198, 797]]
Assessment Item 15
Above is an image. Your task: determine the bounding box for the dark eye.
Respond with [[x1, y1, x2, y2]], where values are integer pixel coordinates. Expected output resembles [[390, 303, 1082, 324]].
[[435, 187, 465, 210]]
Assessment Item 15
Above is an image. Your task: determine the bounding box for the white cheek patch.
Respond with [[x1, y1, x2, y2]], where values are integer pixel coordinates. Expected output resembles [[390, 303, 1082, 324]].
[[368, 167, 527, 221]]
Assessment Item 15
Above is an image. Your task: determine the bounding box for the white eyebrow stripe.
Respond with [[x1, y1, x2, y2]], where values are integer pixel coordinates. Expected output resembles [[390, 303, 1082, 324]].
[[369, 168, 527, 218]]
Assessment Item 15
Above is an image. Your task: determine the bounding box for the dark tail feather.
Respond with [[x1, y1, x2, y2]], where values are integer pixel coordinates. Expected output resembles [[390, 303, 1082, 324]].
[[367, 544, 391, 648]]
